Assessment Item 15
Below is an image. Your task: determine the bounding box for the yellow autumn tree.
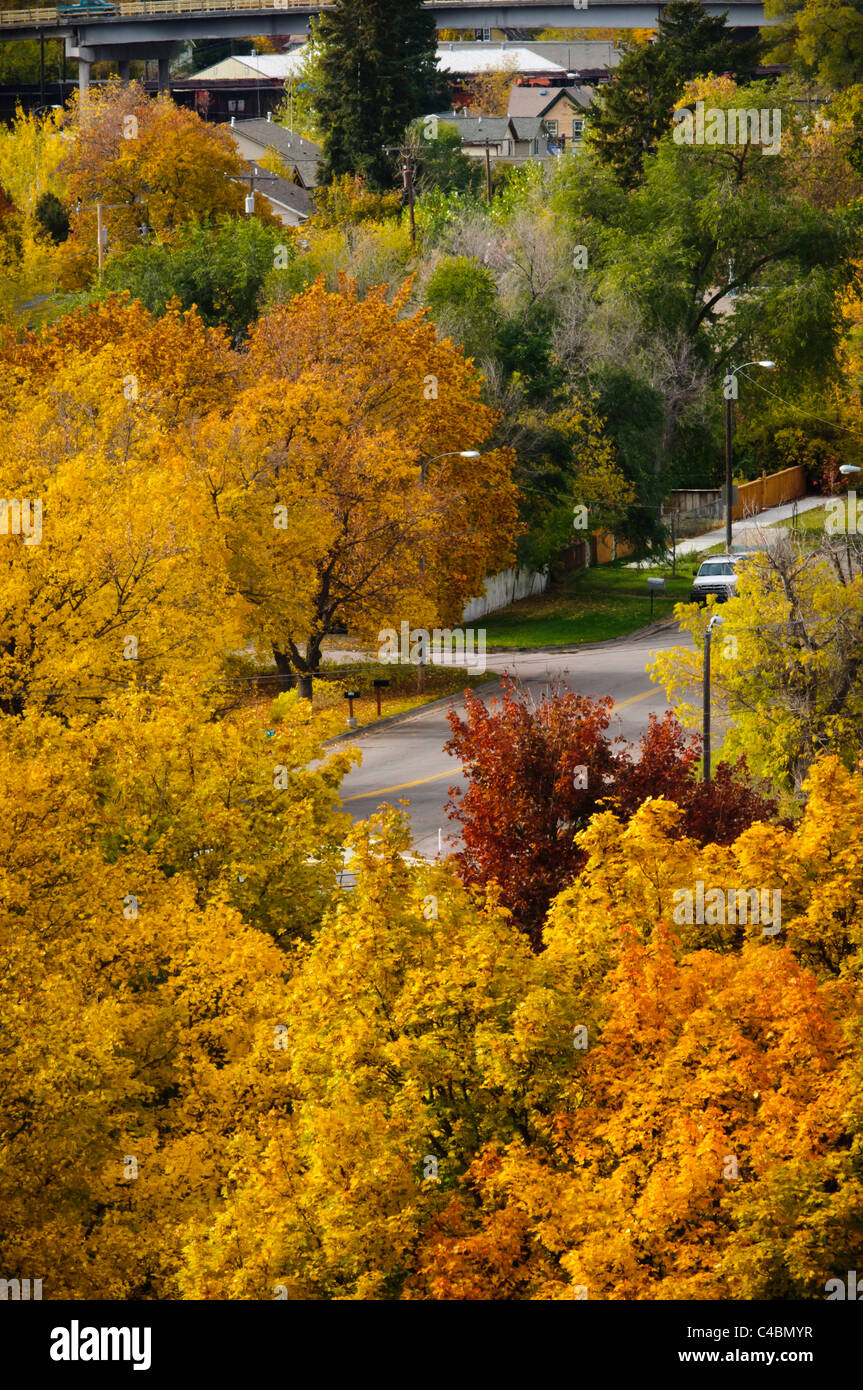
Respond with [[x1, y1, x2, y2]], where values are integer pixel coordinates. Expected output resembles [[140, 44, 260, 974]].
[[176, 758, 863, 1300], [192, 276, 520, 695], [56, 83, 262, 288], [648, 536, 863, 793], [0, 294, 240, 714], [0, 680, 358, 1297]]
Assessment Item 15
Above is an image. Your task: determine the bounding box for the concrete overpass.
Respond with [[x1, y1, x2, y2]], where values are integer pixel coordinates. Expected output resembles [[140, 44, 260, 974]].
[[0, 1, 775, 95]]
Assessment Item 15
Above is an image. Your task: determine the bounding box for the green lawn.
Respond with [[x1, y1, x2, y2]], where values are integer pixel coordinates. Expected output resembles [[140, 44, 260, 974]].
[[464, 562, 696, 650], [772, 504, 828, 535]]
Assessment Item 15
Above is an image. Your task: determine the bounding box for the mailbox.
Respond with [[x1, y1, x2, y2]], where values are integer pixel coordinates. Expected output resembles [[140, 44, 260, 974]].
[[372, 678, 390, 717], [647, 575, 666, 617], [344, 689, 361, 729]]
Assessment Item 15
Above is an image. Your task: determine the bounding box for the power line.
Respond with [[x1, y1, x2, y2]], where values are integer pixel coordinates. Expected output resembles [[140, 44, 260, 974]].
[[737, 370, 863, 443]]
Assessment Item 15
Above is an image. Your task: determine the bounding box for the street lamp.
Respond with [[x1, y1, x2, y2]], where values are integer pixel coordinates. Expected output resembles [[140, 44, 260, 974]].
[[839, 464, 861, 575], [416, 451, 480, 691], [724, 360, 776, 552], [703, 611, 723, 784], [420, 450, 480, 483]]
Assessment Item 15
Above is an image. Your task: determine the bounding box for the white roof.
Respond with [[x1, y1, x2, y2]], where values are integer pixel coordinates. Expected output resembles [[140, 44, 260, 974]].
[[191, 48, 310, 81], [192, 44, 564, 83], [436, 45, 566, 75]]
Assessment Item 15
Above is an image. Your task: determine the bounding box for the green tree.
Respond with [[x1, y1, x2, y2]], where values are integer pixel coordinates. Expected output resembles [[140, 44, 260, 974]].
[[554, 79, 860, 465], [34, 190, 69, 245], [589, 0, 761, 186], [99, 216, 284, 343], [763, 0, 863, 89], [424, 254, 499, 360], [409, 119, 483, 196], [314, 0, 447, 189]]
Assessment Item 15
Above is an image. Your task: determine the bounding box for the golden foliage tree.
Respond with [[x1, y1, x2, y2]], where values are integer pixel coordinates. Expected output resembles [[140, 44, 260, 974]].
[[0, 295, 239, 713], [176, 759, 863, 1299], [57, 84, 256, 287], [195, 277, 520, 695], [0, 683, 357, 1297]]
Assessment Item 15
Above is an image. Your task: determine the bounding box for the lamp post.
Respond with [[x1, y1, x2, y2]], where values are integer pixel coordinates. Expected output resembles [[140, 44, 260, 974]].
[[416, 450, 481, 694], [724, 360, 776, 552], [840, 464, 861, 575], [703, 611, 723, 783]]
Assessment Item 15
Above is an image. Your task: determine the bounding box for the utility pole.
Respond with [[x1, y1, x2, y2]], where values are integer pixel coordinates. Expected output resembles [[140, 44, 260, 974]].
[[96, 202, 105, 279], [39, 32, 45, 110], [485, 137, 492, 203], [724, 389, 733, 552], [403, 155, 416, 249], [703, 613, 722, 783], [383, 143, 417, 249]]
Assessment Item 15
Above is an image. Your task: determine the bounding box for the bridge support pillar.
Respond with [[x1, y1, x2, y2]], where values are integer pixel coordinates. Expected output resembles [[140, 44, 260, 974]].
[[157, 56, 171, 92], [78, 58, 91, 101]]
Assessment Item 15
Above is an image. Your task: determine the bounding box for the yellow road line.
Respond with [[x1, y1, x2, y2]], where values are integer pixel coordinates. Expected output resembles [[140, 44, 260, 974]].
[[341, 770, 455, 803], [341, 688, 657, 803], [612, 687, 656, 711]]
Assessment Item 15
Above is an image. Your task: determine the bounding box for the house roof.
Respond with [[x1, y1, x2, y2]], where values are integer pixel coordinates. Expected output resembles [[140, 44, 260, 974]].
[[191, 48, 310, 82], [430, 114, 511, 143], [235, 165, 312, 219], [507, 84, 592, 119], [257, 175, 312, 220], [508, 116, 546, 141], [436, 44, 566, 75], [229, 118, 321, 189]]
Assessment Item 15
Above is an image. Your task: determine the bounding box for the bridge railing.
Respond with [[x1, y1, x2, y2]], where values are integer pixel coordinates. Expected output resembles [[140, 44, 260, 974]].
[[0, 0, 528, 26], [1, 0, 315, 26]]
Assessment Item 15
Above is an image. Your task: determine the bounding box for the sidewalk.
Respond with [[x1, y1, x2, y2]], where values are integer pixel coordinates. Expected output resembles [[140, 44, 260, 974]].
[[670, 495, 824, 557]]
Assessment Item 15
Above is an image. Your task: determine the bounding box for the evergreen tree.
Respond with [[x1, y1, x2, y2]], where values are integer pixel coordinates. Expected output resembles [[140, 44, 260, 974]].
[[589, 0, 762, 187], [314, 0, 447, 189], [34, 191, 70, 245]]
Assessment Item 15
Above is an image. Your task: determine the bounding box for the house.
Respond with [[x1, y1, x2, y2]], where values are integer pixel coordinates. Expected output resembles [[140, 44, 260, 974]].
[[228, 115, 321, 191], [189, 50, 310, 83], [429, 113, 566, 164], [507, 85, 593, 145], [249, 171, 312, 226], [431, 114, 512, 159], [231, 158, 312, 226]]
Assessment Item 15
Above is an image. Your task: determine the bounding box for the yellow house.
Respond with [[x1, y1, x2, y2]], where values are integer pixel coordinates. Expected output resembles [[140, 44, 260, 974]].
[[507, 84, 592, 144]]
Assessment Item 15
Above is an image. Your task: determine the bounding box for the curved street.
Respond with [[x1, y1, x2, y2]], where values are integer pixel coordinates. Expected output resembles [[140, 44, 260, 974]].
[[336, 620, 696, 857]]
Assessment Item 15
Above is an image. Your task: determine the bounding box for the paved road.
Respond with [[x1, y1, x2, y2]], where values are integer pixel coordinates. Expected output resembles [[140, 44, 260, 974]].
[[336, 621, 695, 858]]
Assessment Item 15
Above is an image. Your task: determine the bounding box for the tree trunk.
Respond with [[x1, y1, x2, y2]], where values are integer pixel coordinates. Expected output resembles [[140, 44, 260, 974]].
[[272, 647, 296, 694]]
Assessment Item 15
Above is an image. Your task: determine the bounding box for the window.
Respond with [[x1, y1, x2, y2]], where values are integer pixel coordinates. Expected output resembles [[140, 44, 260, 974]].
[[475, 26, 491, 41], [543, 119, 558, 136], [698, 562, 734, 576], [572, 118, 584, 140]]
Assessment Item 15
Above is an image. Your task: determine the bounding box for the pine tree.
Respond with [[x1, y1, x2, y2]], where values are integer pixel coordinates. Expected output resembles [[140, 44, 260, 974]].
[[589, 0, 762, 187], [314, 0, 447, 189]]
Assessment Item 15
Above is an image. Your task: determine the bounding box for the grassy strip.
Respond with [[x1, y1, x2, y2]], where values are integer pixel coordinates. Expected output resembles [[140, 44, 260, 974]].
[[772, 504, 828, 535], [463, 561, 696, 650], [311, 664, 494, 733], [222, 657, 495, 735]]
